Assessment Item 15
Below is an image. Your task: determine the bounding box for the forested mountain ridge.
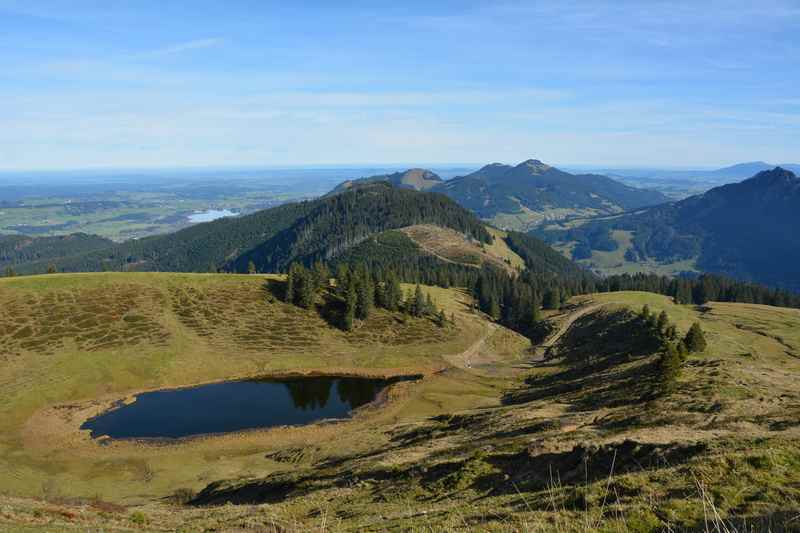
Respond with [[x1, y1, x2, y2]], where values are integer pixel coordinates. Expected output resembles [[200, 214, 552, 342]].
[[229, 184, 492, 272], [538, 167, 800, 291], [0, 233, 113, 271], [328, 168, 444, 194], [11, 184, 493, 275], [436, 159, 669, 224]]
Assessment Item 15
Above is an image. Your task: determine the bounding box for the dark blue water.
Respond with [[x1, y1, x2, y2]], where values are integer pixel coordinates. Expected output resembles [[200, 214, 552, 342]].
[[81, 377, 391, 439]]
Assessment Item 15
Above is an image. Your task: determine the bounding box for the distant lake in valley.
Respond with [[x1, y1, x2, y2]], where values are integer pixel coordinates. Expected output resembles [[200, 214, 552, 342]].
[[80, 376, 396, 439], [187, 209, 236, 223]]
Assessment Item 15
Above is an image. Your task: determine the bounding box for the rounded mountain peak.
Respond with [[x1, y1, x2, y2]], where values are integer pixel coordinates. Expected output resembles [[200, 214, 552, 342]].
[[749, 167, 798, 185], [517, 159, 552, 174]]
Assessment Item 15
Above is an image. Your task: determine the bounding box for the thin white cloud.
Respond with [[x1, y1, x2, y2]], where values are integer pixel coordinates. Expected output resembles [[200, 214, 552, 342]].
[[132, 38, 225, 59]]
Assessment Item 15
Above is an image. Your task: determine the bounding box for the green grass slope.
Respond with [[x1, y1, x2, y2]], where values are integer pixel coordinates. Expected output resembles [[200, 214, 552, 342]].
[[2, 287, 799, 531], [0, 272, 492, 507]]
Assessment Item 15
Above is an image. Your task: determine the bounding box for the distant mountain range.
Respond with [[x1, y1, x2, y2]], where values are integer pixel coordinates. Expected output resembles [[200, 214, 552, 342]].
[[538, 167, 800, 291], [591, 161, 800, 182], [330, 159, 669, 231]]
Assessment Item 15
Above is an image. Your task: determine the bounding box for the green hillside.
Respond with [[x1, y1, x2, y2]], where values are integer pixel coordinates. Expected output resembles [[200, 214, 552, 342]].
[[3, 281, 800, 531], [0, 272, 487, 504], [0, 233, 113, 271], [11, 184, 492, 276], [539, 167, 800, 291], [436, 159, 669, 231]]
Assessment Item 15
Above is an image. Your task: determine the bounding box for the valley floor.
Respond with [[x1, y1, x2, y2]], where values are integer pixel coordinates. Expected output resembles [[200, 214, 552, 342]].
[[1, 275, 800, 531]]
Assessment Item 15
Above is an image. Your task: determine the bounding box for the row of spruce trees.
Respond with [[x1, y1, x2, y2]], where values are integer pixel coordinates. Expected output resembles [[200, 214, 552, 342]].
[[282, 262, 449, 331], [264, 251, 799, 345], [470, 269, 799, 343]]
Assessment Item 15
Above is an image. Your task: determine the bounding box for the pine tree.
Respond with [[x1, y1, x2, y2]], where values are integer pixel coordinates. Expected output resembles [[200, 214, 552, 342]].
[[313, 261, 330, 290], [425, 293, 435, 316], [684, 322, 707, 353], [389, 275, 403, 312], [659, 342, 682, 393], [677, 340, 689, 361], [356, 277, 374, 320], [298, 271, 315, 309], [47, 264, 57, 274], [641, 304, 651, 321], [336, 264, 350, 296], [665, 324, 678, 341], [247, 260, 257, 274], [656, 311, 669, 336], [413, 284, 425, 317], [285, 264, 297, 303]]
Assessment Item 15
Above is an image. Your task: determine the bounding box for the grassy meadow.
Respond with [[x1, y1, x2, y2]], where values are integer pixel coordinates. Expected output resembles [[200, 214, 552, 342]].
[[0, 272, 511, 506], [1, 277, 800, 531]]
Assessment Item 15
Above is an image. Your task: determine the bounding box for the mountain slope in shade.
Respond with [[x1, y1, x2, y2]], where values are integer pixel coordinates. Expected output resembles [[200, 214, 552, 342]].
[[329, 168, 444, 194], [540, 167, 800, 291], [0, 233, 114, 270], [434, 159, 669, 229]]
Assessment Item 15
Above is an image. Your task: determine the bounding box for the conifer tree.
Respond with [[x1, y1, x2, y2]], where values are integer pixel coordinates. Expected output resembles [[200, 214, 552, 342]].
[[386, 275, 403, 311], [47, 264, 57, 274], [356, 276, 374, 320], [285, 264, 296, 303], [677, 340, 689, 361], [413, 284, 425, 317], [656, 310, 669, 336], [336, 264, 350, 296], [659, 342, 682, 393], [641, 304, 651, 321], [313, 261, 330, 290], [298, 271, 315, 309], [247, 260, 257, 274], [425, 293, 435, 315], [684, 322, 707, 353]]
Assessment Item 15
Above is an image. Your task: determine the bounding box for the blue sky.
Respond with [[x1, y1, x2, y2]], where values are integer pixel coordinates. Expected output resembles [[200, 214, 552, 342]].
[[1, 0, 799, 170]]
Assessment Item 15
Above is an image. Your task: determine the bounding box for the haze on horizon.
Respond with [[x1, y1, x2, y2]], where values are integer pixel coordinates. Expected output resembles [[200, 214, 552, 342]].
[[1, 0, 798, 171]]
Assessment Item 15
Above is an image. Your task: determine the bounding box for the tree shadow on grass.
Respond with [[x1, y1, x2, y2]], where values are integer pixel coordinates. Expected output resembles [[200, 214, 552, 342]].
[[263, 279, 348, 331], [504, 309, 664, 410]]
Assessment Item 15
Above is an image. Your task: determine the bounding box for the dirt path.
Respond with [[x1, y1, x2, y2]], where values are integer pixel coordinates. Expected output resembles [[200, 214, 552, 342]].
[[445, 302, 607, 372], [442, 320, 502, 371], [525, 303, 606, 364]]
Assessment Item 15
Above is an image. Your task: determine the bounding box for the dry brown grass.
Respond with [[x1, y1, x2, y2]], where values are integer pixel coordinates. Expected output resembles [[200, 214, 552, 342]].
[[401, 224, 522, 274]]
